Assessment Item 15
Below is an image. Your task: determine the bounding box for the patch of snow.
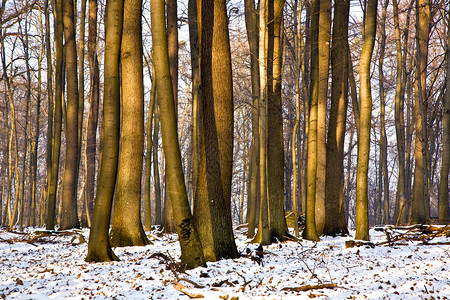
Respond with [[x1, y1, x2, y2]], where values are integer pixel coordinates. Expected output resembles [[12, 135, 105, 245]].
[[0, 227, 449, 299]]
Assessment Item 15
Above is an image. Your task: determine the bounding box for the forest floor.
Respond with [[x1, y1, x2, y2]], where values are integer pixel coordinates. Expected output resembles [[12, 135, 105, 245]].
[[0, 224, 449, 299]]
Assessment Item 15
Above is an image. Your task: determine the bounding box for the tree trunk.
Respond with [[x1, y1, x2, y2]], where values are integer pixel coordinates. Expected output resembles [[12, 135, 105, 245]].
[[252, 0, 272, 245], [153, 109, 162, 226], [85, 0, 123, 262], [150, 0, 206, 269], [378, 0, 389, 225], [303, 0, 320, 241], [439, 20, 450, 225], [110, 0, 149, 247], [392, 0, 408, 225], [46, 0, 63, 230], [323, 0, 350, 237], [161, 0, 178, 234], [60, 0, 80, 230], [84, 0, 100, 227], [144, 63, 156, 231], [355, 0, 377, 241], [244, 0, 260, 239], [291, 0, 303, 237], [189, 0, 201, 204], [193, 0, 239, 261], [267, 0, 288, 241], [315, 0, 331, 236], [411, 0, 430, 224], [43, 0, 55, 230]]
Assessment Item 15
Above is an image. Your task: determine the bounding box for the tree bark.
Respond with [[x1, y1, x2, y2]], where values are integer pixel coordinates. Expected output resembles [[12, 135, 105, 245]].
[[85, 0, 123, 262], [84, 0, 100, 227], [378, 0, 389, 225], [193, 0, 239, 261], [46, 0, 63, 230], [392, 0, 408, 225], [355, 0, 377, 241], [60, 0, 80, 230], [303, 0, 320, 241], [267, 0, 288, 241], [439, 20, 450, 225], [323, 0, 350, 237], [151, 0, 206, 269], [315, 0, 331, 236], [411, 0, 430, 224], [244, 0, 260, 239], [110, 0, 149, 247]]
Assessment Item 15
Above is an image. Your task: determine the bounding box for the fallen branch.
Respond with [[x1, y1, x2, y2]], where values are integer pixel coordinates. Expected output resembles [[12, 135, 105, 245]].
[[173, 282, 204, 299], [281, 283, 338, 292]]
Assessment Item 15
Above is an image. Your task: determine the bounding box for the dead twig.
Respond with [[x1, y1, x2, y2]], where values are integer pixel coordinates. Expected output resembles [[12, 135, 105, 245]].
[[281, 283, 338, 292]]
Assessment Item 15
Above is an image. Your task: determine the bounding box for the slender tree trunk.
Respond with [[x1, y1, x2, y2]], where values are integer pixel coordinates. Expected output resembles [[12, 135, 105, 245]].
[[151, 0, 206, 269], [315, 0, 331, 236], [355, 0, 377, 241], [291, 0, 303, 237], [252, 0, 272, 245], [439, 21, 450, 225], [378, 0, 389, 225], [60, 0, 80, 230], [244, 0, 260, 239], [78, 0, 89, 227], [19, 11, 32, 231], [411, 0, 430, 224], [44, 0, 55, 229], [85, 0, 123, 262], [323, 0, 350, 237], [300, 0, 311, 216], [189, 0, 201, 204], [161, 0, 178, 234], [392, 0, 408, 225], [144, 63, 156, 231], [153, 108, 162, 226], [85, 0, 100, 227], [303, 0, 320, 241], [46, 0, 63, 230]]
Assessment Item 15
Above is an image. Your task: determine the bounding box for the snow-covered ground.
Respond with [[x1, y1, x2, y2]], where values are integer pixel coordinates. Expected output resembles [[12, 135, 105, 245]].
[[0, 226, 449, 299]]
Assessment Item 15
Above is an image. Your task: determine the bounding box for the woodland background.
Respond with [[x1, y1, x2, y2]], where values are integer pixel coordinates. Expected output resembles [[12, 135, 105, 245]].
[[0, 0, 449, 267]]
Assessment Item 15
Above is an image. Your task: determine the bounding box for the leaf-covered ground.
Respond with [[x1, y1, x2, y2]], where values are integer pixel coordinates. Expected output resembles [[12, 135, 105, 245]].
[[0, 226, 449, 299]]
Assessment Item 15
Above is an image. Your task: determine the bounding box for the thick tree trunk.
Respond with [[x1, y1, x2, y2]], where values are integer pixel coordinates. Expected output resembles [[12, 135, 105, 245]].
[[267, 0, 288, 241], [85, 0, 123, 262], [323, 0, 350, 237], [193, 0, 239, 261], [110, 0, 149, 247], [355, 0, 377, 241]]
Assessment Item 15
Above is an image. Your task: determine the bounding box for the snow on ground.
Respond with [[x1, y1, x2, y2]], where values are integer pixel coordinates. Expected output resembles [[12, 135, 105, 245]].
[[0, 226, 449, 300]]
